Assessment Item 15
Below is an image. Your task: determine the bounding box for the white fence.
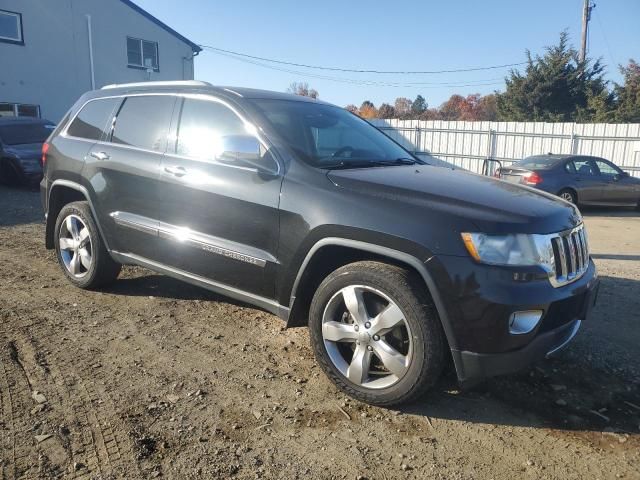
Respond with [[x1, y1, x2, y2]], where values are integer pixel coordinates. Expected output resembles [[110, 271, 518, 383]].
[[370, 119, 640, 177]]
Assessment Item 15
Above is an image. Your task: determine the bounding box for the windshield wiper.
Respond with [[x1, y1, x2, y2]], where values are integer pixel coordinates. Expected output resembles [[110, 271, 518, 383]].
[[323, 158, 419, 170]]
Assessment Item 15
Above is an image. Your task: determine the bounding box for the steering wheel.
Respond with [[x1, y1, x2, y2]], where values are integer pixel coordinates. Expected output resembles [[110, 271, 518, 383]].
[[331, 146, 354, 158]]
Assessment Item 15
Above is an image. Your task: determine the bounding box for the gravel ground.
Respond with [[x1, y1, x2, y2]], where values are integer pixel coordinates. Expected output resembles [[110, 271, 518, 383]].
[[0, 185, 639, 480]]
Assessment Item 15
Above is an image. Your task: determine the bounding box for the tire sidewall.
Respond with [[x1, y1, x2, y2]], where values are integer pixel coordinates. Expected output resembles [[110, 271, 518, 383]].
[[309, 265, 433, 404], [559, 189, 577, 204], [54, 203, 101, 289]]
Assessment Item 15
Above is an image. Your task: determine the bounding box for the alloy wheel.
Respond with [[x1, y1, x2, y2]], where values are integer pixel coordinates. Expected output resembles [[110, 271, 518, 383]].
[[321, 285, 413, 389], [59, 214, 93, 278], [560, 192, 574, 202]]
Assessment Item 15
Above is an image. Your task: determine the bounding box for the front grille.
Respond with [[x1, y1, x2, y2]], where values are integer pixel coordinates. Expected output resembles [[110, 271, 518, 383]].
[[549, 224, 589, 287]]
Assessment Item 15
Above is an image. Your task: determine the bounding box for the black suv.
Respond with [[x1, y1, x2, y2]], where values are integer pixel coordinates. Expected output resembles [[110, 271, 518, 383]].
[[41, 81, 599, 406]]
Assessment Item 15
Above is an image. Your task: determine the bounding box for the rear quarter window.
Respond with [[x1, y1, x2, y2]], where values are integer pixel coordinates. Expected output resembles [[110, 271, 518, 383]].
[[67, 98, 120, 141]]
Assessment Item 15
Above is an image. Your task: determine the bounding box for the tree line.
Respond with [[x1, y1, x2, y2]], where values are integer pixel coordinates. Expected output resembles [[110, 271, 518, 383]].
[[288, 33, 640, 123]]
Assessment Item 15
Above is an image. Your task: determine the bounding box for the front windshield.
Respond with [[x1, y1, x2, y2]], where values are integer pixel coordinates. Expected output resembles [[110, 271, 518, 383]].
[[249, 99, 420, 168]]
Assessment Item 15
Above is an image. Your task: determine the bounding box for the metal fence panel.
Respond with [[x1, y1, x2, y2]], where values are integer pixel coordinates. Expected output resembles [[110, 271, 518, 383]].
[[371, 119, 640, 177]]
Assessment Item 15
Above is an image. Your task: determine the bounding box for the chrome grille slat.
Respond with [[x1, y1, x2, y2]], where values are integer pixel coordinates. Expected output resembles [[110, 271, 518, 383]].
[[548, 224, 589, 288]]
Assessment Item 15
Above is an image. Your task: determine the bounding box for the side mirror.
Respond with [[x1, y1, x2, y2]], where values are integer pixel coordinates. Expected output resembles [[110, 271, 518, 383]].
[[215, 135, 279, 175], [216, 135, 261, 163]]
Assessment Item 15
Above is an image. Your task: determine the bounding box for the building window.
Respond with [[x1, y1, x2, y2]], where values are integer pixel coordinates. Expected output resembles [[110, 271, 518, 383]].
[[0, 102, 40, 118], [0, 9, 23, 45], [127, 36, 159, 71]]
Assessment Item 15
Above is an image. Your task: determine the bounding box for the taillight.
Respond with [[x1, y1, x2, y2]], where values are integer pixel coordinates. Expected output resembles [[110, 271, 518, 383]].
[[41, 142, 49, 167], [523, 172, 542, 185], [493, 168, 501, 178]]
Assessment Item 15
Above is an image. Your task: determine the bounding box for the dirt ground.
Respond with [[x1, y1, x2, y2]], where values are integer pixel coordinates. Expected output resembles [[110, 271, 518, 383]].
[[1, 184, 639, 480]]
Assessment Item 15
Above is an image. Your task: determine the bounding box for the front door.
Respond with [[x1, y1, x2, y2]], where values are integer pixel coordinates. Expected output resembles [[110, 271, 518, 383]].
[[156, 96, 282, 299], [593, 158, 638, 205], [571, 157, 605, 204]]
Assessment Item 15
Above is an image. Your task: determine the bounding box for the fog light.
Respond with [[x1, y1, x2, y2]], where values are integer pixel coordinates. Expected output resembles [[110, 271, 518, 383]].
[[509, 310, 543, 334]]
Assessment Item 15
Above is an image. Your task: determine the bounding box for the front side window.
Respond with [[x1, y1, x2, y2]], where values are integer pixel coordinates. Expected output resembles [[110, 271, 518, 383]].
[[176, 99, 247, 160], [249, 100, 417, 168], [112, 95, 175, 152], [67, 98, 120, 141], [594, 159, 622, 177], [127, 37, 158, 70], [0, 9, 23, 44]]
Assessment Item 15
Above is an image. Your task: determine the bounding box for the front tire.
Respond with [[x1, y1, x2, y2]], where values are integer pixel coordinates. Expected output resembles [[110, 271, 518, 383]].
[[309, 261, 446, 406], [54, 201, 121, 289]]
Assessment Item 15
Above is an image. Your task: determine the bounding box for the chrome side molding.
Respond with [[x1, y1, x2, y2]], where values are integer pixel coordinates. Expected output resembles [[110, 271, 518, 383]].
[[109, 211, 273, 268]]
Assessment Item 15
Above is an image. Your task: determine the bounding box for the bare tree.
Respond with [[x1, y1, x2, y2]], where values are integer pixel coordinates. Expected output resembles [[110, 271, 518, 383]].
[[287, 81, 319, 99]]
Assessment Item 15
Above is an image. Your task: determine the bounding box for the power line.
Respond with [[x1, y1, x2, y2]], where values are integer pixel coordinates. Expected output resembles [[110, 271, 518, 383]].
[[198, 44, 525, 75], [206, 49, 505, 89]]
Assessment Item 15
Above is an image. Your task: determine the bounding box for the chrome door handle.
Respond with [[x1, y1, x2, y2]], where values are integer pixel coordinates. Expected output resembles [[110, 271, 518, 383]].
[[89, 151, 110, 161], [164, 165, 187, 177]]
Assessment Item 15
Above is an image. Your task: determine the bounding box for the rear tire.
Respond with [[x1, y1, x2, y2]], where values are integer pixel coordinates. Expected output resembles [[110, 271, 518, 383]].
[[54, 201, 121, 289], [309, 261, 446, 406], [558, 188, 577, 204]]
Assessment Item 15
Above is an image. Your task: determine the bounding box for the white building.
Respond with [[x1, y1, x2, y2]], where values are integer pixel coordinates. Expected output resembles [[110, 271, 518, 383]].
[[0, 0, 201, 121]]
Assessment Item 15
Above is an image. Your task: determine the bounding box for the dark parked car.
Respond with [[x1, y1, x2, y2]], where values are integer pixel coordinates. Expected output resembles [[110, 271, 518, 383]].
[[496, 154, 640, 209], [41, 81, 599, 406], [0, 117, 55, 187]]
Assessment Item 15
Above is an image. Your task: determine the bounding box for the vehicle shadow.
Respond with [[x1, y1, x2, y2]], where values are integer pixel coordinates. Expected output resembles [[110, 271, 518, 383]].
[[103, 271, 256, 310], [402, 274, 640, 437], [107, 269, 640, 437], [581, 206, 639, 217]]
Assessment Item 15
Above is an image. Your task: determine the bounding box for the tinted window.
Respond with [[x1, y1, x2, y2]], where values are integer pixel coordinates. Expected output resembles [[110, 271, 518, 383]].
[[176, 99, 247, 159], [250, 100, 414, 168], [0, 10, 22, 42], [594, 159, 621, 176], [67, 98, 119, 141], [564, 161, 576, 174], [0, 123, 55, 145], [112, 96, 175, 152], [573, 159, 596, 176], [518, 156, 559, 170]]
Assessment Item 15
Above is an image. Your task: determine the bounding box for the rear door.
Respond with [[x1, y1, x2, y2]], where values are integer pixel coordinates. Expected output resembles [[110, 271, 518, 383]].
[[84, 94, 177, 259], [570, 157, 605, 204], [593, 158, 638, 205], [156, 95, 283, 298]]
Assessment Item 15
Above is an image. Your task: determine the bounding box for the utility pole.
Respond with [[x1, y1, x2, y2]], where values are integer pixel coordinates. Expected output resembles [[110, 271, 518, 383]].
[[579, 0, 595, 64]]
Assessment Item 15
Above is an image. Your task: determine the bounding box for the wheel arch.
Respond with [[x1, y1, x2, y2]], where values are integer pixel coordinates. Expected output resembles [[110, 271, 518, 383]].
[[45, 180, 108, 250], [286, 238, 457, 350]]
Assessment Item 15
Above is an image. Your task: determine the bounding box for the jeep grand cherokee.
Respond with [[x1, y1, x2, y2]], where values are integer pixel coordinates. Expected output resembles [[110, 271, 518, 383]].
[[41, 81, 599, 406]]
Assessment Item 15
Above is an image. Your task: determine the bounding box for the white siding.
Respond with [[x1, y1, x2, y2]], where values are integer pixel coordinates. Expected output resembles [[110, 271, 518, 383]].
[[0, 0, 196, 121]]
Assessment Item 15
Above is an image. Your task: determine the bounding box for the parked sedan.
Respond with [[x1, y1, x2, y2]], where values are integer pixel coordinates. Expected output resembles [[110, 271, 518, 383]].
[[0, 117, 55, 187], [496, 154, 640, 209]]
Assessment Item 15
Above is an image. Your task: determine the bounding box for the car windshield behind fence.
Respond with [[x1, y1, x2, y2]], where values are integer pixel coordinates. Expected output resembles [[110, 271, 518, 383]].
[[0, 123, 54, 145], [250, 99, 421, 169]]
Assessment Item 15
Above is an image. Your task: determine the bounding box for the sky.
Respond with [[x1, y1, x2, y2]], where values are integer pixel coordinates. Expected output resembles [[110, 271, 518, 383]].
[[133, 0, 640, 109]]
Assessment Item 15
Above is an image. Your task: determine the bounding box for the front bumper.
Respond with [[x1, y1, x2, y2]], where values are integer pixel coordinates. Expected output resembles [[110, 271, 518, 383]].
[[431, 255, 599, 385]]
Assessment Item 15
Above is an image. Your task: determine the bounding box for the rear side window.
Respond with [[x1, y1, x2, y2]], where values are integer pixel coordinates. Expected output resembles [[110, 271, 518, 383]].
[[67, 98, 119, 141], [0, 123, 55, 145], [176, 98, 246, 159], [573, 159, 596, 176], [112, 96, 175, 152]]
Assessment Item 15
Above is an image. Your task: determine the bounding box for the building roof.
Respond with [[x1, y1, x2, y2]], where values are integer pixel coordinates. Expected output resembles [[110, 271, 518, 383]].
[[119, 0, 201, 53]]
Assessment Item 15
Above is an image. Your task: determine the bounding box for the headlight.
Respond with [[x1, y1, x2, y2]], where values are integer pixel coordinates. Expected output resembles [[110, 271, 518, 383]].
[[461, 232, 555, 271]]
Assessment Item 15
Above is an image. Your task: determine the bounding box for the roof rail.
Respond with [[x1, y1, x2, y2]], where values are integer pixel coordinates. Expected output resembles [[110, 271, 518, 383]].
[[101, 80, 212, 90]]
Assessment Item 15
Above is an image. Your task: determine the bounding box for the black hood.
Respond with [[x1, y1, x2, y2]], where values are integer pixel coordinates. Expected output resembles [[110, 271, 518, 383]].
[[328, 164, 582, 235]]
